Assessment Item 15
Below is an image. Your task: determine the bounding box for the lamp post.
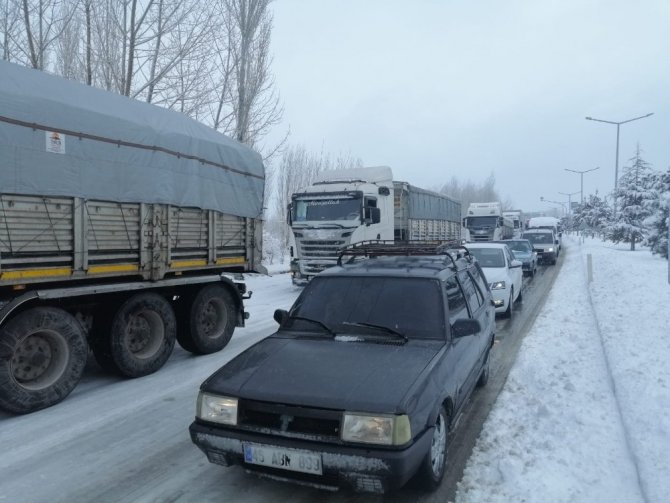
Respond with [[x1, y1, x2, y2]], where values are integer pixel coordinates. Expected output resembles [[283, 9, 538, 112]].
[[558, 191, 580, 216], [585, 113, 654, 209], [540, 197, 567, 217], [565, 167, 600, 204]]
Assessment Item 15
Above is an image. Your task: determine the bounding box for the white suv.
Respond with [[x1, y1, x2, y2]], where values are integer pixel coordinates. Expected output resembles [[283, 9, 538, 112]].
[[522, 229, 559, 265], [465, 242, 523, 318]]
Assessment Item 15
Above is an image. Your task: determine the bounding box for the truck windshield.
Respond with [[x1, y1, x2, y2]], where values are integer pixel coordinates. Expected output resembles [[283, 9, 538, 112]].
[[286, 276, 445, 339], [465, 216, 498, 227], [293, 197, 361, 222]]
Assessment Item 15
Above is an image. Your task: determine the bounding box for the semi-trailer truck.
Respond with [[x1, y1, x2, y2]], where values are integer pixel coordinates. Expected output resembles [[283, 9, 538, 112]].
[[463, 202, 514, 242], [287, 166, 461, 285], [0, 61, 265, 413]]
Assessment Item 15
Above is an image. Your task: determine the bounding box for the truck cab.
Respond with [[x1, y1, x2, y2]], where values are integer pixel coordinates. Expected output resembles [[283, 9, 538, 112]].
[[288, 167, 394, 285]]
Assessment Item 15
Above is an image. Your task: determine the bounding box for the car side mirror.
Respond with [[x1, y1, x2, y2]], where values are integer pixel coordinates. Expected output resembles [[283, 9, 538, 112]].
[[451, 318, 481, 338], [273, 309, 289, 325], [511, 259, 522, 268], [555, 239, 559, 245]]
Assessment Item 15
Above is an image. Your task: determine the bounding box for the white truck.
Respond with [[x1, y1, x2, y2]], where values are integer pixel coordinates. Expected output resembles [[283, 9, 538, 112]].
[[463, 202, 514, 242], [503, 209, 523, 235], [0, 61, 264, 414], [287, 166, 461, 285]]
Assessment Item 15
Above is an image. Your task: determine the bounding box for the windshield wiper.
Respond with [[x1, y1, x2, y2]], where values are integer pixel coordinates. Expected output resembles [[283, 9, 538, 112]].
[[342, 321, 408, 342], [289, 316, 335, 336]]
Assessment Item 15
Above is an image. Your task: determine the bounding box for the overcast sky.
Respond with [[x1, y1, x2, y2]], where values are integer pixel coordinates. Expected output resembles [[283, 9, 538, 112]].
[[266, 0, 669, 212]]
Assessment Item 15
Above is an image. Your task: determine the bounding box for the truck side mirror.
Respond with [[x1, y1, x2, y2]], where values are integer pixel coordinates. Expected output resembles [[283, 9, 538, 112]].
[[286, 204, 293, 226]]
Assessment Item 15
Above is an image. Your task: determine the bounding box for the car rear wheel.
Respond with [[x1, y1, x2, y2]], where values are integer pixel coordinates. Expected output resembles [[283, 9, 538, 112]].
[[415, 406, 450, 490]]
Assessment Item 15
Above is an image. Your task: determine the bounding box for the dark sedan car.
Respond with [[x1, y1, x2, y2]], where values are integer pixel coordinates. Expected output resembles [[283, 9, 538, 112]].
[[496, 239, 538, 276], [190, 243, 495, 494]]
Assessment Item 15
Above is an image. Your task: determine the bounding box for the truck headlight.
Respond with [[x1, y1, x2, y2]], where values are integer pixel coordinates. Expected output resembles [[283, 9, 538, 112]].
[[490, 281, 506, 290], [197, 392, 238, 425], [341, 413, 411, 445]]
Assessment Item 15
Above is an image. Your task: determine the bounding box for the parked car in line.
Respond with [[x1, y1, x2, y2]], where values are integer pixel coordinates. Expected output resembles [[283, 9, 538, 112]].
[[496, 239, 538, 277], [189, 241, 495, 494], [522, 229, 560, 265], [465, 242, 523, 318]]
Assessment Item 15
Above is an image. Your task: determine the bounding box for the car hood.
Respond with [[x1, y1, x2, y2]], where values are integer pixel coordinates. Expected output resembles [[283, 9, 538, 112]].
[[512, 251, 533, 260], [480, 267, 508, 283], [201, 334, 443, 413]]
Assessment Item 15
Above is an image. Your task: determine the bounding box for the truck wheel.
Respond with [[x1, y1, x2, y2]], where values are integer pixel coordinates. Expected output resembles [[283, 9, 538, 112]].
[[0, 307, 87, 414], [177, 285, 236, 354], [415, 406, 450, 490], [93, 293, 176, 378]]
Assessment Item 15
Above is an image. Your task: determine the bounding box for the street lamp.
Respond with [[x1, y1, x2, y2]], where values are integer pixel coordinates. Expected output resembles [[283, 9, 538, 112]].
[[565, 167, 600, 204], [540, 197, 567, 216], [585, 113, 654, 194], [558, 191, 580, 215]]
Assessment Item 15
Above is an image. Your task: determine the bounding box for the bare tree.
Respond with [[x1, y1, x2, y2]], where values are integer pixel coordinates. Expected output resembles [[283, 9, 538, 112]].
[[1, 0, 22, 61], [17, 0, 77, 69], [212, 0, 283, 151]]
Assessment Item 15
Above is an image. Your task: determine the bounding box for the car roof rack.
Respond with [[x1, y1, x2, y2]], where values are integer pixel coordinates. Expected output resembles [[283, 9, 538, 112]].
[[337, 240, 472, 269]]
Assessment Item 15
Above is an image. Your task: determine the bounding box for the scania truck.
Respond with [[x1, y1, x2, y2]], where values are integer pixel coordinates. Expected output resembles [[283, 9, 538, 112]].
[[288, 167, 461, 285], [0, 61, 264, 413], [463, 202, 514, 242]]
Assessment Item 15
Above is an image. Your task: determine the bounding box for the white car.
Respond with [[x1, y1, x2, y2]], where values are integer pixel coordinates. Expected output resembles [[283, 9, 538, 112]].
[[466, 242, 523, 318]]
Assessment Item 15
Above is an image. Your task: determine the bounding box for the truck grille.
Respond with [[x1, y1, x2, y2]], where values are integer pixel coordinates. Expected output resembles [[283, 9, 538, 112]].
[[238, 399, 342, 442], [472, 234, 492, 242], [297, 239, 346, 275]]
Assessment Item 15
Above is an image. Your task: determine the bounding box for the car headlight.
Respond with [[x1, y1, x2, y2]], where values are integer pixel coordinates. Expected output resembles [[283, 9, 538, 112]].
[[196, 392, 238, 425], [341, 413, 411, 445], [547, 247, 554, 252], [490, 281, 506, 290]]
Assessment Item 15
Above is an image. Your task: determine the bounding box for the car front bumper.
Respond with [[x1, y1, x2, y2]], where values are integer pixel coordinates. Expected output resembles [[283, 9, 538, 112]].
[[189, 420, 433, 493]]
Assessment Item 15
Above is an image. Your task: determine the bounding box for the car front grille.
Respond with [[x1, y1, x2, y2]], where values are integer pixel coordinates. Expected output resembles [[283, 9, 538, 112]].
[[238, 399, 342, 442]]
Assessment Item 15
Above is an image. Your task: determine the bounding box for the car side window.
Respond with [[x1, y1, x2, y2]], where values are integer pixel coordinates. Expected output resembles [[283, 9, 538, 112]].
[[458, 271, 483, 314], [445, 276, 469, 325], [468, 271, 486, 306]]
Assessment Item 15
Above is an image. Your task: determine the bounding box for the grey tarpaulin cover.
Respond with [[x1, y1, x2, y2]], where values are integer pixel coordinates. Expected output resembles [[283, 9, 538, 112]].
[[0, 60, 264, 218]]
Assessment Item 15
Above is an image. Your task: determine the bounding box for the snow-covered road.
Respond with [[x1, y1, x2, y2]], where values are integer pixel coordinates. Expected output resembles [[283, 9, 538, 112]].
[[2, 236, 669, 503]]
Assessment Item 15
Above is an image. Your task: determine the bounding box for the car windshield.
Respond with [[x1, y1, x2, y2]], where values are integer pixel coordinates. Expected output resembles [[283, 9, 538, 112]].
[[506, 241, 532, 253], [286, 276, 445, 339], [468, 248, 505, 268], [523, 233, 554, 244]]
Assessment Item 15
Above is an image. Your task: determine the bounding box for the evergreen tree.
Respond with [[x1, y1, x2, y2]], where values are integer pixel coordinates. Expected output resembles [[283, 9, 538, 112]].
[[573, 192, 612, 235], [644, 166, 670, 258], [604, 145, 656, 250]]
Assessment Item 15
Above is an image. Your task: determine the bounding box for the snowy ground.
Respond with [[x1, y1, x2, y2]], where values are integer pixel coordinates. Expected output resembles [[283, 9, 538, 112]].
[[456, 234, 670, 503]]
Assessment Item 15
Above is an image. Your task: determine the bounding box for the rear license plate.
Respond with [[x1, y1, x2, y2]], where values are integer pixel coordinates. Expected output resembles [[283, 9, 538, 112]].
[[243, 443, 323, 475]]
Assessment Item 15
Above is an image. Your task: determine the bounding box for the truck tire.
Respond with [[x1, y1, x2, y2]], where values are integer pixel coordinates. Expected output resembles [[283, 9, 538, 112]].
[[177, 285, 236, 354], [0, 307, 87, 414], [414, 406, 450, 490], [92, 293, 176, 378]]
